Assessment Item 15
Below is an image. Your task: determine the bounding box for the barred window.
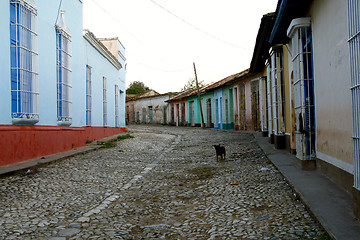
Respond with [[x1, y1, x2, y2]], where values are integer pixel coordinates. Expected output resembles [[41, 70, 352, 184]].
[[56, 11, 72, 126], [348, 0, 360, 189], [288, 18, 316, 160], [10, 0, 39, 124], [86, 65, 92, 126], [103, 77, 107, 126], [115, 84, 119, 127], [270, 48, 285, 134]]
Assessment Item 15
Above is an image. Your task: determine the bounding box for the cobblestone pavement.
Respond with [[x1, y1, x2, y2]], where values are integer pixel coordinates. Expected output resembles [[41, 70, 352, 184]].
[[0, 125, 329, 239]]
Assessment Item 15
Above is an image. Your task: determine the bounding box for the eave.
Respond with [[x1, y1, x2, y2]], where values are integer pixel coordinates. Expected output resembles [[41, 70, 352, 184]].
[[249, 12, 275, 73], [83, 30, 123, 70], [269, 0, 313, 45]]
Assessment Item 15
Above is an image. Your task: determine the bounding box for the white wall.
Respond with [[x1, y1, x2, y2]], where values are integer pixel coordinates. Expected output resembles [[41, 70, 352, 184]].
[[310, 0, 353, 171]]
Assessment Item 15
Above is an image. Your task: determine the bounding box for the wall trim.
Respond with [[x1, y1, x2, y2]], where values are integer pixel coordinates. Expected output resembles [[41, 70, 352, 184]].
[[317, 151, 354, 174], [83, 30, 122, 70], [287, 17, 311, 38]]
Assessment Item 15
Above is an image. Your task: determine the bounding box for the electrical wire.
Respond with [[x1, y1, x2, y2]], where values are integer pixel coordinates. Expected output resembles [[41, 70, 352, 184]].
[[88, 0, 194, 71], [134, 62, 190, 73], [55, 0, 63, 25], [148, 0, 250, 51]]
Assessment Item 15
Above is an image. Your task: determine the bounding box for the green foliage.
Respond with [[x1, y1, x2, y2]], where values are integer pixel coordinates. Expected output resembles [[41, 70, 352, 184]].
[[97, 141, 116, 149], [117, 134, 134, 140], [180, 78, 205, 92], [126, 81, 150, 94]]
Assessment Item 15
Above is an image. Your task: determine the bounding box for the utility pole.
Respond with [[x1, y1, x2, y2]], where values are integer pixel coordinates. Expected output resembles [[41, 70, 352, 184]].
[[193, 62, 205, 128]]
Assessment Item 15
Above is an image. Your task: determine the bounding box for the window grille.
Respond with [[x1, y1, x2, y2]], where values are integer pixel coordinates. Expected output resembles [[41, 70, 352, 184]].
[[259, 77, 268, 131], [270, 48, 285, 134], [348, 0, 360, 189], [103, 77, 107, 126], [10, 0, 39, 124], [86, 65, 92, 126], [288, 19, 316, 160], [56, 26, 72, 125], [115, 84, 119, 127], [266, 61, 273, 136], [215, 99, 219, 124]]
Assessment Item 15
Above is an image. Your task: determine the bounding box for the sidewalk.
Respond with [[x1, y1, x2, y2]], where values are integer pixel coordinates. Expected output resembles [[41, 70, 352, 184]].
[[0, 132, 127, 176], [254, 132, 360, 240]]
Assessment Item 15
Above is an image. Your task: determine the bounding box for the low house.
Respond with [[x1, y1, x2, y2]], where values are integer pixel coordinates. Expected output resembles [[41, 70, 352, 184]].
[[202, 71, 249, 130], [166, 89, 193, 126], [126, 90, 175, 124], [0, 0, 126, 167]]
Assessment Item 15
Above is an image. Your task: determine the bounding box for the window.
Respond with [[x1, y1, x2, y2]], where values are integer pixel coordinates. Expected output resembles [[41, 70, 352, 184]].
[[348, 0, 360, 189], [10, 0, 39, 124], [266, 60, 273, 135], [288, 18, 316, 160], [103, 77, 107, 126], [56, 12, 72, 126], [115, 84, 119, 127], [270, 47, 285, 134], [86, 65, 92, 126]]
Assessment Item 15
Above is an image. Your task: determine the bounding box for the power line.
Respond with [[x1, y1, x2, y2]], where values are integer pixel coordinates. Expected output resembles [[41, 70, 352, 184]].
[[148, 0, 250, 51], [55, 0, 63, 25], [88, 0, 192, 66], [134, 62, 189, 73]]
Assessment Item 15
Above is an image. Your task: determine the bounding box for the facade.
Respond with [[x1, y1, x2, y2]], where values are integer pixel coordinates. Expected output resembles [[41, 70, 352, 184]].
[[232, 73, 262, 131], [267, 0, 359, 217], [126, 91, 174, 125], [166, 90, 193, 126], [0, 0, 126, 167]]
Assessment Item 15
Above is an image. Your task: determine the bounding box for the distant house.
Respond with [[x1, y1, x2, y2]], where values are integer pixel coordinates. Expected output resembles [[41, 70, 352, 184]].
[[126, 90, 175, 124], [166, 89, 193, 126], [0, 0, 126, 167]]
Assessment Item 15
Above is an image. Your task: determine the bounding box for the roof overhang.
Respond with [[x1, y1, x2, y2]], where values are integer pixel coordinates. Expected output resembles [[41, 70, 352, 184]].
[[83, 30, 123, 70], [269, 0, 313, 45], [249, 12, 275, 73]]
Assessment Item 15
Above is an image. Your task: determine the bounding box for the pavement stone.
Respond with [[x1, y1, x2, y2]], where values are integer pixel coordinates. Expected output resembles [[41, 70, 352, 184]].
[[0, 125, 330, 239]]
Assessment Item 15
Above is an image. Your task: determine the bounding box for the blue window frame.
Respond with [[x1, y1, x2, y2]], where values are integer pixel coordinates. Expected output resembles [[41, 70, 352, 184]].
[[115, 84, 119, 127], [56, 23, 72, 126], [103, 77, 107, 126], [86, 65, 92, 126], [10, 0, 38, 124]]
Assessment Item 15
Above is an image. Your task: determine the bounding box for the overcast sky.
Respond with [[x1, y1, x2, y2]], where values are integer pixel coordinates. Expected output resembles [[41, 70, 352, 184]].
[[83, 0, 278, 93]]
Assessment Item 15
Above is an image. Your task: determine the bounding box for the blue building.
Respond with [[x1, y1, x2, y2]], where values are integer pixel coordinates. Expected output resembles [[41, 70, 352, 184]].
[[0, 0, 126, 167]]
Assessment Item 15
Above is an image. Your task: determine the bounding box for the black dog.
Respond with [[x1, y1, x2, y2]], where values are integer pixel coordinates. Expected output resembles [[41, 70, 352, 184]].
[[213, 144, 226, 162]]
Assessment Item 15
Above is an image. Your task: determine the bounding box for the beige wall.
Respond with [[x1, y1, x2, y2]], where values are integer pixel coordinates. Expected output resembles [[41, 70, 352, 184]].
[[133, 96, 170, 124], [309, 0, 353, 171]]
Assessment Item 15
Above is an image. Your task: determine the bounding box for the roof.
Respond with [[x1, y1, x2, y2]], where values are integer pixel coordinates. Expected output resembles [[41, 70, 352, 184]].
[[167, 69, 250, 102], [249, 13, 275, 73], [269, 0, 313, 45], [126, 91, 176, 102], [83, 30, 123, 70], [201, 69, 250, 92]]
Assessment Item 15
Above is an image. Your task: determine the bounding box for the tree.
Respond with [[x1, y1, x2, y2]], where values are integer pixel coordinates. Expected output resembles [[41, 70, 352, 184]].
[[126, 81, 150, 94], [180, 78, 205, 92]]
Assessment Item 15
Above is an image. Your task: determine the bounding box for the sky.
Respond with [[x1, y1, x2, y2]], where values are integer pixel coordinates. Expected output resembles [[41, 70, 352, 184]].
[[83, 0, 278, 93]]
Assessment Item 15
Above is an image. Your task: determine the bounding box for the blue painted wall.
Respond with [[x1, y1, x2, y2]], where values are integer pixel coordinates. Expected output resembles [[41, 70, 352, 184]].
[[36, 0, 85, 126], [213, 89, 223, 129], [0, 1, 11, 124], [0, 0, 125, 128], [84, 37, 125, 127]]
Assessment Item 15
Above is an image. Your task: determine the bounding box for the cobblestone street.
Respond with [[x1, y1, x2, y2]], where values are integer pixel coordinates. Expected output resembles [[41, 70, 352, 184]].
[[0, 125, 329, 239]]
